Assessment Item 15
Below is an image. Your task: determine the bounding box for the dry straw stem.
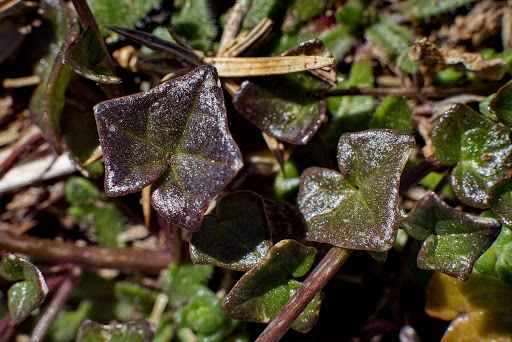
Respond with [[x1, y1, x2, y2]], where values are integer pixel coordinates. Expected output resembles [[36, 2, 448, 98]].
[[203, 56, 335, 77]]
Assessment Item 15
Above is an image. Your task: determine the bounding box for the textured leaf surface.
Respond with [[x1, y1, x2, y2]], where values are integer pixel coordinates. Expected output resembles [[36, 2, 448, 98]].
[[402, 192, 501, 281], [66, 177, 126, 247], [298, 129, 415, 251], [161, 263, 214, 306], [432, 104, 512, 208], [233, 39, 333, 145], [63, 27, 121, 84], [175, 290, 240, 342], [190, 191, 271, 271], [94, 66, 243, 231], [426, 272, 512, 341], [490, 178, 512, 227], [222, 240, 321, 333], [490, 82, 512, 127], [76, 319, 154, 342], [0, 253, 48, 324]]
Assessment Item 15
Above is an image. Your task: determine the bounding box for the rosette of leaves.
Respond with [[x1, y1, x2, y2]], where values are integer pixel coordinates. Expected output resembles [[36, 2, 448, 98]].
[[190, 191, 272, 271], [0, 254, 48, 324], [233, 39, 334, 145], [93, 66, 243, 231], [298, 129, 415, 251], [401, 192, 501, 281], [431, 104, 512, 209], [222, 239, 321, 333]]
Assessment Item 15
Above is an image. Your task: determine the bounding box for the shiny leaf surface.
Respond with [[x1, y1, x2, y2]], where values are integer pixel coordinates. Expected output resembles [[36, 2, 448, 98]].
[[432, 104, 512, 208], [0, 253, 48, 324], [298, 129, 415, 251], [490, 178, 512, 227], [76, 319, 154, 342], [232, 39, 333, 145], [222, 240, 321, 333], [63, 27, 121, 84], [190, 191, 272, 271], [94, 66, 243, 231], [490, 82, 512, 127], [402, 192, 501, 281]]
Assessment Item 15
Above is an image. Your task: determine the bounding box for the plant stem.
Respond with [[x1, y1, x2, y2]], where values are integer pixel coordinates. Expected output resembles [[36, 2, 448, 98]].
[[0, 314, 13, 342], [399, 155, 444, 194], [255, 247, 353, 342], [324, 83, 502, 99], [30, 268, 82, 342], [0, 232, 173, 273], [217, 0, 252, 56]]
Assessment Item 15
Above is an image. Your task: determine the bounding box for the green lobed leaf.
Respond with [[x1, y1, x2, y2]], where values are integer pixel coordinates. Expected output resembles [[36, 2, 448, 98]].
[[76, 319, 154, 342], [401, 0, 480, 20], [298, 129, 415, 251], [63, 27, 121, 84], [432, 104, 512, 209], [232, 39, 333, 145], [425, 272, 512, 341], [222, 239, 320, 333], [489, 82, 512, 127], [65, 177, 126, 247], [370, 96, 412, 133], [93, 66, 243, 231], [171, 0, 217, 52], [401, 192, 501, 281], [161, 263, 214, 306], [190, 191, 272, 271], [0, 253, 48, 324], [175, 290, 240, 342], [490, 178, 512, 227]]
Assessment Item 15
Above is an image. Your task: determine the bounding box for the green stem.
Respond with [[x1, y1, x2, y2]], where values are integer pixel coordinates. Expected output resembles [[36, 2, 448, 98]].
[[0, 232, 173, 273], [255, 247, 353, 342]]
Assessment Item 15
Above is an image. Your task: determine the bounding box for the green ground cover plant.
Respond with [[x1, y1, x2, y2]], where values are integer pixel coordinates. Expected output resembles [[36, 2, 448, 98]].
[[1, 0, 512, 341]]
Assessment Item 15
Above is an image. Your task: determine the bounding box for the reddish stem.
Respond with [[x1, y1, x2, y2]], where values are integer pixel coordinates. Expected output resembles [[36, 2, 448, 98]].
[[255, 247, 353, 342]]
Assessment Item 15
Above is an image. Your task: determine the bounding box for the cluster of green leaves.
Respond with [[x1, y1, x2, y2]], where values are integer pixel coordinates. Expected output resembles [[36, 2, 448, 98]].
[[4, 0, 512, 341]]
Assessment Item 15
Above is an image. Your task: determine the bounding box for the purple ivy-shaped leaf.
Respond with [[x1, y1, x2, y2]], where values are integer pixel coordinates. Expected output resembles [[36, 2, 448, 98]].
[[401, 192, 501, 281], [222, 239, 321, 333], [0, 253, 48, 324], [76, 319, 154, 342], [431, 104, 512, 208], [490, 178, 512, 227], [232, 39, 334, 145], [190, 191, 272, 271], [94, 66, 243, 231], [298, 129, 415, 251]]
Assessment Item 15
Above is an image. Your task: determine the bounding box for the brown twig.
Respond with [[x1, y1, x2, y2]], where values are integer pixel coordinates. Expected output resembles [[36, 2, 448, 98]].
[[0, 232, 173, 273], [0, 131, 44, 178], [324, 83, 503, 99], [217, 0, 252, 56], [255, 247, 353, 342], [399, 155, 444, 194]]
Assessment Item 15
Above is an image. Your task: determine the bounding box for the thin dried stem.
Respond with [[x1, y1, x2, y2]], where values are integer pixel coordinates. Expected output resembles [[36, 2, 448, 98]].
[[399, 155, 444, 194], [217, 0, 252, 56], [0, 232, 173, 273], [30, 268, 82, 342], [324, 83, 503, 99], [256, 247, 353, 342]]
